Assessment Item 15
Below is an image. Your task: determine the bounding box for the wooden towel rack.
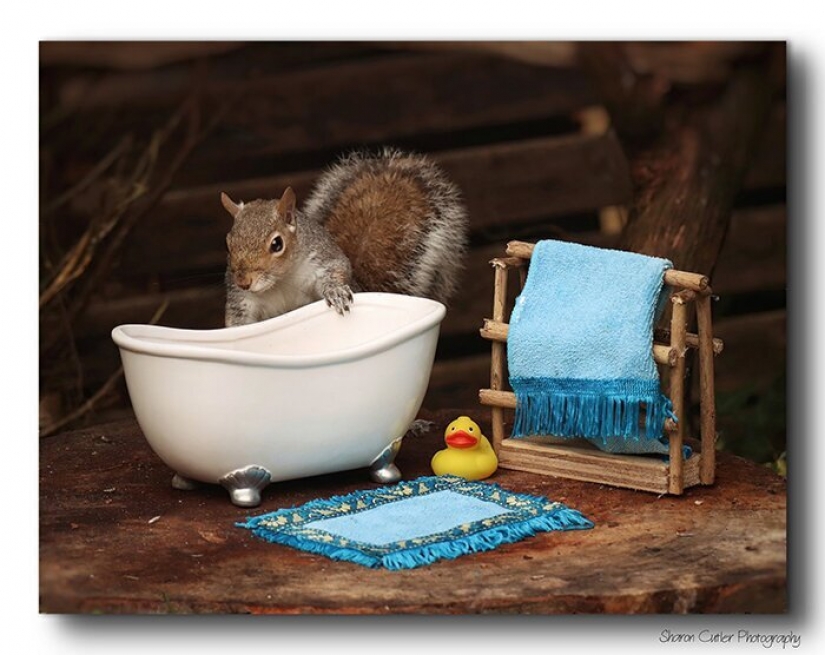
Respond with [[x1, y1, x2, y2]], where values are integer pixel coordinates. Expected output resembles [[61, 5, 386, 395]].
[[478, 240, 723, 495]]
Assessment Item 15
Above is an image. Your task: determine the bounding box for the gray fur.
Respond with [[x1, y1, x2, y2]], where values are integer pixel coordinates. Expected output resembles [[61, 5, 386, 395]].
[[225, 148, 468, 325], [302, 148, 469, 304], [225, 209, 353, 325]]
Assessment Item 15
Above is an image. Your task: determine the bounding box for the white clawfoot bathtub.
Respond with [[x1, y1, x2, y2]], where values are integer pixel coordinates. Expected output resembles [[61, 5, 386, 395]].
[[112, 292, 446, 507]]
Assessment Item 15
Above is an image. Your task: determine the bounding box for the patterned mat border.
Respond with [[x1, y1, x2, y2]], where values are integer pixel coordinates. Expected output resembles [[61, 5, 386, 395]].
[[238, 475, 593, 570]]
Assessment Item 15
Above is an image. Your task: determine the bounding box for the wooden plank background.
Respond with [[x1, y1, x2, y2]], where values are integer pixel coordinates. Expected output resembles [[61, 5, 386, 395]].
[[39, 42, 786, 459]]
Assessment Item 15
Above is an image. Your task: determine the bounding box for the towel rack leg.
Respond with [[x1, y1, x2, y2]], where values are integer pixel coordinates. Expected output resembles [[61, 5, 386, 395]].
[[697, 294, 718, 485], [489, 262, 509, 454], [668, 295, 689, 494]]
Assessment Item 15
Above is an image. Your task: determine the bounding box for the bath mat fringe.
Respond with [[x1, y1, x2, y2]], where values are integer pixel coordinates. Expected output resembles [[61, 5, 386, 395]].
[[238, 475, 593, 570], [377, 508, 593, 571]]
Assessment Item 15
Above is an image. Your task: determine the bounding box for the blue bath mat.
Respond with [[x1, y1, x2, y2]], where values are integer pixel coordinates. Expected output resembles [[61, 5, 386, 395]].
[[237, 475, 593, 570]]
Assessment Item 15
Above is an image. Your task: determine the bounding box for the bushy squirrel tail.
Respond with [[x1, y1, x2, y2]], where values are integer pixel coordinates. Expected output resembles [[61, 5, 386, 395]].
[[302, 148, 469, 304]]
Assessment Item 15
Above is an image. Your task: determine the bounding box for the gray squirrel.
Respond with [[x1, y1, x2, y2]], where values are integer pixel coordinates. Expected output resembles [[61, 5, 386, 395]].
[[222, 148, 469, 326]]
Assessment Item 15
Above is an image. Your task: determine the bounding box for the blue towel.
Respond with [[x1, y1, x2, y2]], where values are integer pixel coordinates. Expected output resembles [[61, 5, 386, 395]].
[[508, 239, 676, 453]]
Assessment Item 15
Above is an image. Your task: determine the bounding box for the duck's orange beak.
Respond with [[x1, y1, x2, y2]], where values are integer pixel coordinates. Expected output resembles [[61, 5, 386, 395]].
[[445, 430, 478, 449]]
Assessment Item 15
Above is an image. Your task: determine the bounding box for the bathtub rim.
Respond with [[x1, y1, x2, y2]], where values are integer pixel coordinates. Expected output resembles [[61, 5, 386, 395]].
[[111, 292, 446, 369]]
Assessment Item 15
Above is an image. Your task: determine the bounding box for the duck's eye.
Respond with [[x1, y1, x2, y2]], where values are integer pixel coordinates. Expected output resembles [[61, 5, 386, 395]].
[[451, 426, 456, 431], [468, 426, 474, 432], [270, 235, 284, 254]]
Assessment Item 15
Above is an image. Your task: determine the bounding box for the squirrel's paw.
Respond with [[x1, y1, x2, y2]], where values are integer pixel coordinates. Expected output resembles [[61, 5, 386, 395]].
[[322, 283, 353, 315]]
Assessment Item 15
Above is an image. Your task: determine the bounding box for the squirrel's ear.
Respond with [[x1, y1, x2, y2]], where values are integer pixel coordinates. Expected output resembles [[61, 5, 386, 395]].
[[278, 187, 297, 231], [221, 192, 243, 219]]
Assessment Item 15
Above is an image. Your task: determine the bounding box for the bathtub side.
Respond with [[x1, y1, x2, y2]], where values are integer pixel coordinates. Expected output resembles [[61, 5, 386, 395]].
[[114, 303, 443, 486], [112, 293, 446, 369]]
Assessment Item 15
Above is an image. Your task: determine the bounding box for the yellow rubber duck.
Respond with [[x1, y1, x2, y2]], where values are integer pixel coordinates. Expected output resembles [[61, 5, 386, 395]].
[[431, 416, 498, 481]]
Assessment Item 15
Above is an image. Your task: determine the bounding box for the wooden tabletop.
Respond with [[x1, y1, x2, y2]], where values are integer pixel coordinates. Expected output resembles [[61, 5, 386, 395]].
[[39, 408, 786, 614]]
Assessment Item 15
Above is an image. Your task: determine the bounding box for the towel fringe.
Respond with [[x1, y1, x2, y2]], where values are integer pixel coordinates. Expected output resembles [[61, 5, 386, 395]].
[[512, 387, 676, 442]]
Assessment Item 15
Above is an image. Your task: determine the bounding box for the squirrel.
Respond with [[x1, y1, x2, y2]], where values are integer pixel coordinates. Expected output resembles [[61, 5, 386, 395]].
[[221, 148, 469, 326]]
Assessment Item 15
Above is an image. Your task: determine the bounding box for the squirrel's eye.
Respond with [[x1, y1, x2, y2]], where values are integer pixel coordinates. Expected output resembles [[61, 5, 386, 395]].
[[270, 235, 284, 254]]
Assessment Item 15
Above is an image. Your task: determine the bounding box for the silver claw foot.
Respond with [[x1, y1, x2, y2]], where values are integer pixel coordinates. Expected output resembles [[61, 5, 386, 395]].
[[171, 473, 199, 491], [369, 437, 404, 484], [219, 465, 272, 507]]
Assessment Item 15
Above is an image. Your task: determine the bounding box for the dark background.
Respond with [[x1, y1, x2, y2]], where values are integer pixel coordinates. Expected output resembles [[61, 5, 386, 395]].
[[38, 41, 786, 469]]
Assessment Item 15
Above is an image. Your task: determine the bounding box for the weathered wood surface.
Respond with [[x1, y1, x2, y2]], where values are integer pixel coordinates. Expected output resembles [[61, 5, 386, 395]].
[[619, 64, 777, 275], [743, 101, 786, 191], [710, 309, 786, 394], [46, 42, 382, 107], [392, 42, 764, 85], [118, 131, 632, 281], [712, 205, 787, 294], [112, 111, 783, 289], [40, 409, 786, 614], [78, 203, 786, 339], [56, 51, 596, 188], [40, 41, 246, 70]]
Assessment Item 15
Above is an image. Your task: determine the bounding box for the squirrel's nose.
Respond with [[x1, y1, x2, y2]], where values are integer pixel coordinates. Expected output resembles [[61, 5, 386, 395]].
[[235, 273, 252, 290]]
